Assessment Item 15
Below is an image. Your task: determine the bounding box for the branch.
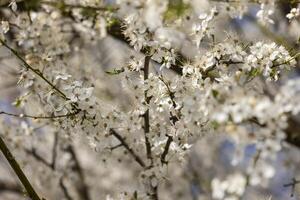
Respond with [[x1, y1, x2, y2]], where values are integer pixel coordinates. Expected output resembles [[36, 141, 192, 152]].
[[51, 131, 58, 170], [110, 129, 146, 168], [0, 134, 42, 200], [143, 55, 153, 164], [160, 135, 173, 165]]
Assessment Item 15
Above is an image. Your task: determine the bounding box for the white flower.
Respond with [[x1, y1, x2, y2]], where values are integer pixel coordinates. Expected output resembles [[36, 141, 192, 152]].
[[249, 162, 275, 186], [1, 21, 9, 34], [160, 49, 176, 70], [256, 4, 274, 25], [286, 8, 300, 21], [211, 178, 227, 199], [245, 42, 296, 80], [21, 121, 33, 136], [69, 87, 94, 102], [128, 56, 144, 71], [191, 7, 217, 47], [226, 173, 246, 196], [211, 173, 246, 199], [53, 71, 72, 81], [9, 0, 17, 12]]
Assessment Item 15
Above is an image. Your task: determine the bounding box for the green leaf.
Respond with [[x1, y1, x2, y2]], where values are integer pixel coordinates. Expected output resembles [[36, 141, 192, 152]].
[[164, 0, 190, 20], [105, 67, 125, 75], [132, 191, 138, 200], [81, 7, 97, 18], [249, 68, 260, 77], [211, 121, 220, 130], [12, 98, 22, 108], [212, 89, 219, 98], [24, 0, 41, 10]]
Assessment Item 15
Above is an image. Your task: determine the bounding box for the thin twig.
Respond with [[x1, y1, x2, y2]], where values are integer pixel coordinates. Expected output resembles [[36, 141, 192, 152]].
[[0, 39, 67, 100], [0, 110, 80, 120], [0, 39, 81, 114]]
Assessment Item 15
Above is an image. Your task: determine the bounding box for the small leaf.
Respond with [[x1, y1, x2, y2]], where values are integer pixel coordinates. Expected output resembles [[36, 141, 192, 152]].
[[12, 98, 22, 108], [212, 89, 219, 98], [164, 0, 190, 20], [211, 121, 220, 130], [105, 67, 125, 75], [249, 68, 260, 77]]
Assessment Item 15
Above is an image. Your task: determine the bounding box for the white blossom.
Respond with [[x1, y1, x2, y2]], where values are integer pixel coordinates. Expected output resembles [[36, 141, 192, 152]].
[[286, 8, 300, 21]]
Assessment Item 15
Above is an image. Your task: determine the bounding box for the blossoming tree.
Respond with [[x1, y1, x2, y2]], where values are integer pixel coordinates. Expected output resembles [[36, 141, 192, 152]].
[[0, 0, 300, 199]]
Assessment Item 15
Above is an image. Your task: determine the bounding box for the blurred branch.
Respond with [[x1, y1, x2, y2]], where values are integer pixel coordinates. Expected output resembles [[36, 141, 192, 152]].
[[66, 145, 91, 200], [59, 176, 73, 200], [25, 148, 52, 169], [110, 129, 146, 168], [26, 131, 58, 171], [285, 117, 300, 148], [284, 178, 300, 197], [0, 180, 23, 194]]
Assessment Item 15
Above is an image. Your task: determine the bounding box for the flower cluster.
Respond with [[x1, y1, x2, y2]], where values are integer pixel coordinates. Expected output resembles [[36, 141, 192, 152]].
[[0, 0, 299, 200]]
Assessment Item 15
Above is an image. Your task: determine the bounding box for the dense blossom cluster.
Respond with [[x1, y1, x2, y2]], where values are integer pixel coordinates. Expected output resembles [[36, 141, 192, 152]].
[[0, 0, 299, 200]]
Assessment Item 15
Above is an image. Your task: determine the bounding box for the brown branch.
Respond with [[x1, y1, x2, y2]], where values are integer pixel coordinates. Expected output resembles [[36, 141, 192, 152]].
[[0, 134, 42, 200], [160, 135, 173, 165], [110, 129, 146, 168], [143, 55, 153, 164]]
